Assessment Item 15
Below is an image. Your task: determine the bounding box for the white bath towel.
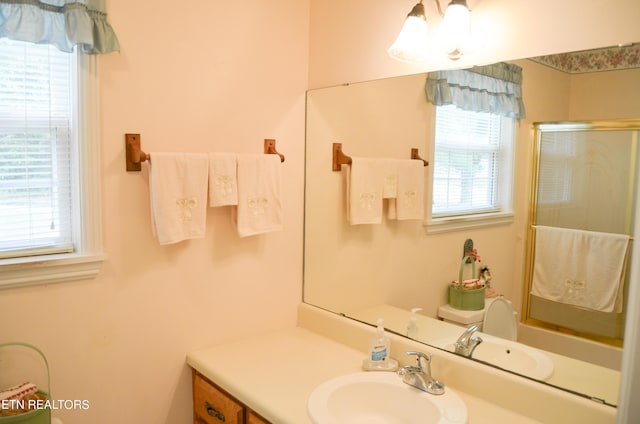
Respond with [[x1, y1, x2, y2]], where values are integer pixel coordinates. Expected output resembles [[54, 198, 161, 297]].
[[380, 159, 399, 199], [345, 158, 387, 225], [235, 154, 283, 237], [387, 159, 425, 220], [149, 152, 209, 245], [531, 226, 630, 313], [208, 152, 238, 207]]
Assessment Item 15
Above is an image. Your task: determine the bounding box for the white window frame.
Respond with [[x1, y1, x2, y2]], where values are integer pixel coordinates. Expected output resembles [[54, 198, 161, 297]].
[[0, 49, 105, 289], [425, 105, 516, 233]]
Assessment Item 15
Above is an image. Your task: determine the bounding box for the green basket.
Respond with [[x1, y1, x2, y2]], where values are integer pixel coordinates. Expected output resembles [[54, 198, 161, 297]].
[[448, 285, 486, 310], [0, 343, 50, 424], [448, 258, 486, 311]]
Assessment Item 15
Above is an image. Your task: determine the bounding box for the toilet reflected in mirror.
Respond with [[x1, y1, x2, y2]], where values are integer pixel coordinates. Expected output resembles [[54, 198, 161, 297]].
[[483, 298, 517, 341], [438, 297, 517, 341]]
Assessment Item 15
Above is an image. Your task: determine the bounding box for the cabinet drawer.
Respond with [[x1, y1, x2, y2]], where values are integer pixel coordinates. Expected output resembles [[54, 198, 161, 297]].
[[247, 410, 269, 424], [193, 371, 244, 424]]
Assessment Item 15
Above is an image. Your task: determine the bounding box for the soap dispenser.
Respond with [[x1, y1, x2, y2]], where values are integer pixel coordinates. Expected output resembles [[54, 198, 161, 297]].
[[362, 318, 398, 371], [370, 318, 389, 361], [406, 308, 422, 339]]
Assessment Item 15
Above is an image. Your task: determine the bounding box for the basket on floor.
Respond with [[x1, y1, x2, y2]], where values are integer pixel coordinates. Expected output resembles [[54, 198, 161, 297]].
[[0, 343, 51, 424]]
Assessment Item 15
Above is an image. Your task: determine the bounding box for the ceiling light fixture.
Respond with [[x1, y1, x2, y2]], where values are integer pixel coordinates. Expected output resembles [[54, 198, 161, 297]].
[[387, 0, 471, 63]]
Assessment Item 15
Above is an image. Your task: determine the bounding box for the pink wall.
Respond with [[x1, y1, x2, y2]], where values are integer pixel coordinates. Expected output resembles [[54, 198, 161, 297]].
[[0, 1, 309, 423]]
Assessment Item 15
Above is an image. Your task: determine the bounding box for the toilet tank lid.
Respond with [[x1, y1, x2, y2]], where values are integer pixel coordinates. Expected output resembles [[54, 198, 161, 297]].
[[437, 304, 486, 324]]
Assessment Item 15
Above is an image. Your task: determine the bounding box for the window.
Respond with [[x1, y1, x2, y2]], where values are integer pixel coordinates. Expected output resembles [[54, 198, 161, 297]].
[[428, 104, 515, 231], [0, 39, 104, 289]]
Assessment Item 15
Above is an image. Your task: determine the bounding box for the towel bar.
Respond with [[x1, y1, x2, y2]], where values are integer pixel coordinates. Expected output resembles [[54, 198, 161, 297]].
[[530, 225, 634, 241], [125, 134, 285, 172], [331, 142, 429, 171]]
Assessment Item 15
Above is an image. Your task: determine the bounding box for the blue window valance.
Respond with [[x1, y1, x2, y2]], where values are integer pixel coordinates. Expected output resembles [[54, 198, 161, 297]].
[[0, 0, 119, 54], [425, 62, 526, 119]]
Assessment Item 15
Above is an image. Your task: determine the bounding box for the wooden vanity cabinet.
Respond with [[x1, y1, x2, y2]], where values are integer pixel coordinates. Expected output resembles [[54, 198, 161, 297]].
[[192, 369, 270, 424], [246, 410, 269, 424]]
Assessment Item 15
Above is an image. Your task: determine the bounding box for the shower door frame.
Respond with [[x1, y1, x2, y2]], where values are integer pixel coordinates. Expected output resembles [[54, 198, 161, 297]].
[[523, 118, 640, 347]]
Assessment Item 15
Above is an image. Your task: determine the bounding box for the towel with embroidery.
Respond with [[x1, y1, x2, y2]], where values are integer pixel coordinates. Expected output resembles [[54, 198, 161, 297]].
[[345, 157, 386, 225], [208, 152, 238, 207], [387, 159, 425, 220], [531, 226, 630, 313], [234, 154, 283, 237], [149, 152, 209, 245]]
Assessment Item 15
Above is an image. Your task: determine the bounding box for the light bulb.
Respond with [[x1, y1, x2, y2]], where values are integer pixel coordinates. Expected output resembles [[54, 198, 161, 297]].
[[387, 2, 429, 64], [440, 1, 471, 60]]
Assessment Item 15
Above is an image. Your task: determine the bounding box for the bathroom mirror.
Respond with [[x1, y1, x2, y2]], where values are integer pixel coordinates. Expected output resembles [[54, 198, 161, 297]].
[[303, 44, 640, 407]]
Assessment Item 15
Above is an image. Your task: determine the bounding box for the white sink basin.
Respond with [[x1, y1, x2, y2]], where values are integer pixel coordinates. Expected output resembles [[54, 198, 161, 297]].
[[307, 372, 468, 424], [437, 335, 554, 381]]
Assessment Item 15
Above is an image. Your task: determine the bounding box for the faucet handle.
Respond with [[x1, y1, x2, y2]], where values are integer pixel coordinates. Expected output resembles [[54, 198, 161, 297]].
[[465, 324, 479, 334], [397, 351, 426, 376], [406, 351, 433, 371], [405, 351, 431, 368]]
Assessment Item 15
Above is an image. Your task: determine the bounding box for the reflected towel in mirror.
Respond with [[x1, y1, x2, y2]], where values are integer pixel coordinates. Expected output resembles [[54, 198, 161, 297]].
[[531, 226, 630, 313], [345, 158, 386, 225], [345, 158, 425, 224], [387, 159, 425, 221]]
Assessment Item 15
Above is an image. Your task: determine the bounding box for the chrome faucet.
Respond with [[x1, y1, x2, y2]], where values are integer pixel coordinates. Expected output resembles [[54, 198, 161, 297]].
[[398, 351, 445, 395], [454, 324, 483, 357]]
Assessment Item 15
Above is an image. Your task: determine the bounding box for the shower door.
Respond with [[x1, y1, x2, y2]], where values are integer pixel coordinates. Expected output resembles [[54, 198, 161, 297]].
[[524, 119, 640, 342]]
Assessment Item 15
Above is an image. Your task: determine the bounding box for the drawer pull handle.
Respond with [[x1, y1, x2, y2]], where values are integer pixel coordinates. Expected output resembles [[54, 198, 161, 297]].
[[205, 402, 226, 422]]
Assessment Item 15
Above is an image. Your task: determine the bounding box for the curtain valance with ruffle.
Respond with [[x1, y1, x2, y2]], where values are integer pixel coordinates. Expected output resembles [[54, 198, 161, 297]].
[[425, 62, 526, 119], [0, 0, 119, 54]]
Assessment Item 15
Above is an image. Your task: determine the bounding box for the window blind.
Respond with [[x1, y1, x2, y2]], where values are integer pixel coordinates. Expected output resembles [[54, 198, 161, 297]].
[[537, 132, 574, 204], [0, 39, 74, 258], [433, 104, 503, 216]]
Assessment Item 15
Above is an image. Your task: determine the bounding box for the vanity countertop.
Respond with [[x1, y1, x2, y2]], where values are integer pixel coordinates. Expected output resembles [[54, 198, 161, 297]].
[[187, 326, 541, 424], [349, 303, 621, 404]]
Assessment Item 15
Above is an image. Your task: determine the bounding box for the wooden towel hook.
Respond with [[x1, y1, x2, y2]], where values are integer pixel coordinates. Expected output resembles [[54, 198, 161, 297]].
[[264, 139, 285, 162], [125, 133, 150, 172], [332, 143, 352, 171], [411, 148, 429, 167]]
